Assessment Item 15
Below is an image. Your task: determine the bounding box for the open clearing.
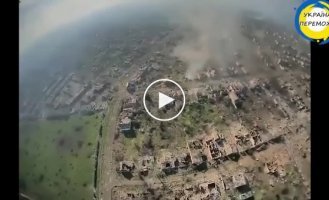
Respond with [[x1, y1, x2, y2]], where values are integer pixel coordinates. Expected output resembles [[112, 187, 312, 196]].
[[19, 114, 102, 200]]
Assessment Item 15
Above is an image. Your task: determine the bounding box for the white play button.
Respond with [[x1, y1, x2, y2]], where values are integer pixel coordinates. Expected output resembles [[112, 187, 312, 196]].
[[143, 79, 186, 121], [158, 92, 175, 109]]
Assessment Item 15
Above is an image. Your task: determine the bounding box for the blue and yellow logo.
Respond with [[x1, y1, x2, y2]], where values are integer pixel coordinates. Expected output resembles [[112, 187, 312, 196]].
[[295, 0, 329, 45]]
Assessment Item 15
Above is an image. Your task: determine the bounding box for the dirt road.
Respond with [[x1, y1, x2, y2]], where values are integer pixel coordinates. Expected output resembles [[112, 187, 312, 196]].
[[97, 65, 142, 200], [97, 80, 127, 200]]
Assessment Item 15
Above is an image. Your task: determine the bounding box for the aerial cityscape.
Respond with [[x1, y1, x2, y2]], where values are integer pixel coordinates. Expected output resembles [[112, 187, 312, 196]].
[[19, 0, 310, 200]]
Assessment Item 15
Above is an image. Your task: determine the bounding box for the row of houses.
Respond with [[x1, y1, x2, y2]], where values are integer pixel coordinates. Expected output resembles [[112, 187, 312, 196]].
[[187, 127, 284, 168], [114, 172, 254, 200], [118, 123, 285, 180], [118, 155, 155, 177]]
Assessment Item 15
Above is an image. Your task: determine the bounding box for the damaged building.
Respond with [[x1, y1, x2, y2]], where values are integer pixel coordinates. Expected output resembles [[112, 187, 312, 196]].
[[225, 81, 247, 109], [122, 96, 138, 112], [119, 161, 135, 173], [118, 117, 132, 133], [138, 155, 154, 176], [187, 139, 208, 168], [232, 173, 254, 200], [160, 157, 178, 175], [204, 134, 226, 161], [126, 80, 137, 94], [198, 181, 221, 200], [263, 160, 286, 177], [118, 161, 135, 180], [190, 133, 240, 164], [158, 151, 191, 175]]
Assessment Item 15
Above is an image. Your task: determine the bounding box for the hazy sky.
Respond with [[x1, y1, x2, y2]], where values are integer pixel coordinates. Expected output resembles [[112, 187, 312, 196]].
[[20, 0, 301, 54], [19, 0, 302, 76], [19, 0, 124, 53], [19, 0, 305, 98]]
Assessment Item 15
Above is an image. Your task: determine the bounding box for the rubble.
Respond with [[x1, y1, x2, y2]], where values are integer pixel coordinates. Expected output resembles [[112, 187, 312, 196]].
[[161, 158, 178, 175], [118, 117, 132, 133], [176, 153, 192, 169], [126, 81, 136, 94], [239, 191, 254, 200], [204, 135, 226, 160], [187, 139, 208, 166], [22, 13, 311, 200], [290, 95, 308, 111], [232, 173, 248, 189], [138, 156, 154, 176], [232, 173, 254, 200], [198, 182, 221, 200], [122, 96, 138, 111], [264, 161, 286, 177], [119, 161, 135, 173]]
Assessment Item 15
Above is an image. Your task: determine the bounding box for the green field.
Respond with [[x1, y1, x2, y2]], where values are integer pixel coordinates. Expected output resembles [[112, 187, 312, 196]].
[[180, 100, 225, 136], [19, 114, 102, 200]]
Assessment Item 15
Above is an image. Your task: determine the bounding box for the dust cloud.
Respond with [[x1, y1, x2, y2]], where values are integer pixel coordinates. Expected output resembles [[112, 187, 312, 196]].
[[162, 0, 302, 79], [20, 0, 302, 78]]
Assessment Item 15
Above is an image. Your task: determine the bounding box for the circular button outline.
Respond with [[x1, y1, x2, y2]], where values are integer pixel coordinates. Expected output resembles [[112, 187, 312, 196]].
[[143, 79, 186, 122]]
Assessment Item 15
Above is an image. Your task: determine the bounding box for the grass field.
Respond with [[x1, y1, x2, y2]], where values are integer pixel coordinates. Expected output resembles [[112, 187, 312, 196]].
[[179, 100, 225, 136], [19, 113, 102, 200]]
